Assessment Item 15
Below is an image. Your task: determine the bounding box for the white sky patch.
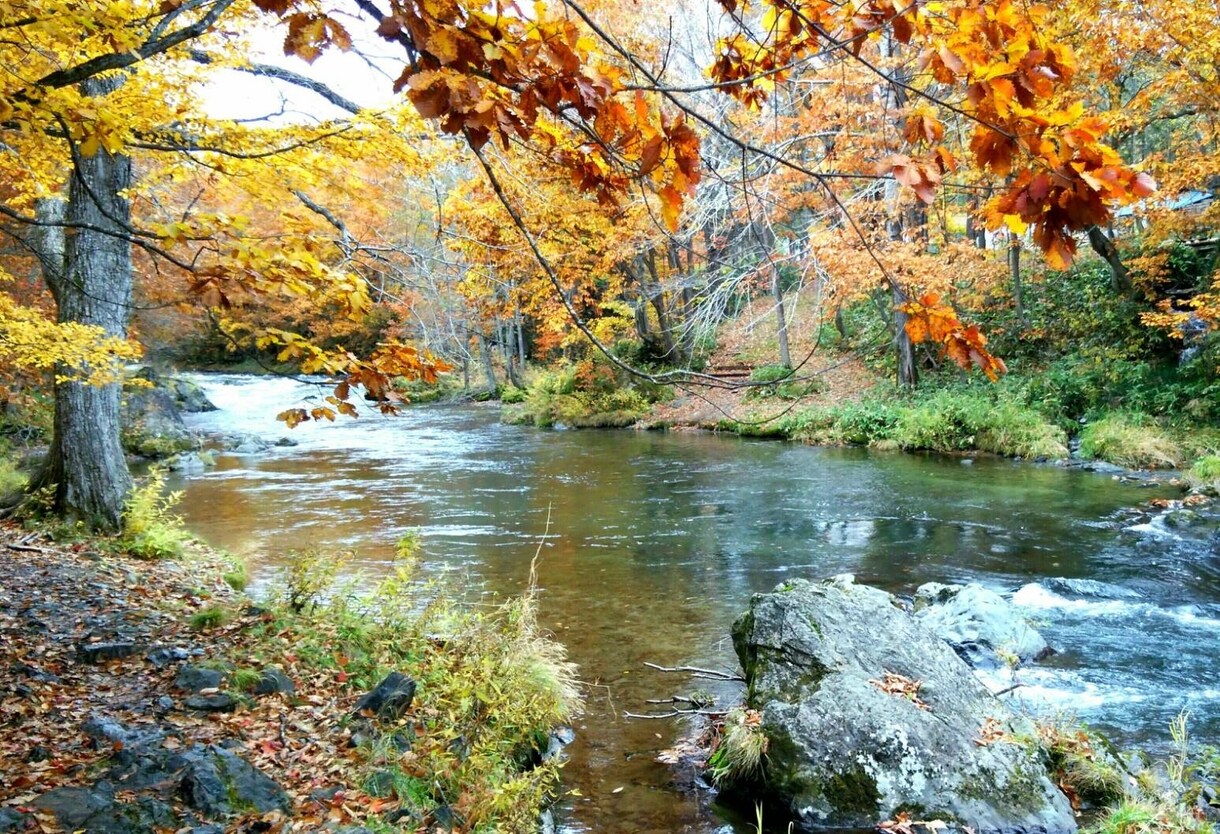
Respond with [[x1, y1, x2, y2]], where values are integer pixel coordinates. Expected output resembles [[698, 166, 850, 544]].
[[200, 11, 404, 123]]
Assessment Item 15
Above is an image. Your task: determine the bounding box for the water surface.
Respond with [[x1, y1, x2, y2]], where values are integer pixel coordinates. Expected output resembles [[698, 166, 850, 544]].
[[170, 375, 1220, 833]]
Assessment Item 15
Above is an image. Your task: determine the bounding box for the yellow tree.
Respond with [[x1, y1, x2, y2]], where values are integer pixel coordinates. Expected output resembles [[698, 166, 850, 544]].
[[0, 1, 446, 525]]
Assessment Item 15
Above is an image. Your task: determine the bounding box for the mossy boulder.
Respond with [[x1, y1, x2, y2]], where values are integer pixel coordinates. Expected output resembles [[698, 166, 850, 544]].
[[121, 368, 205, 459], [729, 575, 1076, 833]]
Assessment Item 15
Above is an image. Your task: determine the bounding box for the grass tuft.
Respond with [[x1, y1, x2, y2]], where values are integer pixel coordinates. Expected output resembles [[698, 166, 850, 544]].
[[1079, 414, 1183, 469], [1185, 454, 1220, 493], [708, 708, 769, 786], [189, 605, 229, 631]]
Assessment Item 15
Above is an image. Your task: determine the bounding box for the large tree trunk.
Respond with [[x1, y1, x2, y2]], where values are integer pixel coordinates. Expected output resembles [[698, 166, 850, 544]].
[[879, 33, 918, 388], [32, 80, 135, 528]]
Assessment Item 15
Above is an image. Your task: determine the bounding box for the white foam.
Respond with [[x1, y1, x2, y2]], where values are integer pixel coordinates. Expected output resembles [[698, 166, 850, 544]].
[[1014, 583, 1220, 630]]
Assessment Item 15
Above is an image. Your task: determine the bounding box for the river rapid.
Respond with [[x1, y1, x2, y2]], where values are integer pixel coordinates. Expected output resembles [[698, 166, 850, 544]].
[[167, 374, 1220, 834]]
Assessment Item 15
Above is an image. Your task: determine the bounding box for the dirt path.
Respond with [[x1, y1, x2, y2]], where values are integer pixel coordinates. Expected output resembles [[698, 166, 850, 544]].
[[0, 525, 363, 834]]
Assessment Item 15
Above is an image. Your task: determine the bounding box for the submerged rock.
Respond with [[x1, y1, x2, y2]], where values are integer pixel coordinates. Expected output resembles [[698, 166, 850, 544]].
[[913, 582, 1052, 668], [729, 575, 1076, 833]]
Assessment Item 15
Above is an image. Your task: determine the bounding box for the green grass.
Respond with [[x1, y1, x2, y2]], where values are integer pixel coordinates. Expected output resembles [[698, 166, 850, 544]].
[[230, 667, 263, 692], [1186, 454, 1220, 492], [707, 708, 769, 787], [736, 388, 1069, 460], [189, 605, 230, 631], [1079, 414, 1183, 469], [0, 449, 27, 499], [235, 545, 581, 832]]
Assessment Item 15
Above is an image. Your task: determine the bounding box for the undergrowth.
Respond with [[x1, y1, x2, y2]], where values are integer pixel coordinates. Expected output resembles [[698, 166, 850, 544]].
[[1186, 455, 1220, 493], [120, 468, 192, 559], [729, 388, 1068, 460], [1031, 714, 1218, 834], [240, 538, 582, 832], [0, 444, 26, 500], [502, 360, 667, 429], [1079, 414, 1183, 469]]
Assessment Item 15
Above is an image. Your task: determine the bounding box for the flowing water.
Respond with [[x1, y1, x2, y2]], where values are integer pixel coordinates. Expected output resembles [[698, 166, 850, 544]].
[[168, 374, 1220, 834]]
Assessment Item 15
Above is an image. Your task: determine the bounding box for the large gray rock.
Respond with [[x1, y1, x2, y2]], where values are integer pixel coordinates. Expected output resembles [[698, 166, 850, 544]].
[[121, 368, 199, 459], [914, 582, 1051, 668], [730, 575, 1076, 833]]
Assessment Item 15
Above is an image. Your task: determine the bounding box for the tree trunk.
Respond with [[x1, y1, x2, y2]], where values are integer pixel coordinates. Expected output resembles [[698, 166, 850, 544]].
[[478, 332, 498, 395], [1009, 237, 1024, 325], [514, 306, 527, 370], [893, 284, 919, 388], [32, 79, 135, 528], [644, 251, 675, 358], [1087, 225, 1133, 295], [772, 269, 792, 368]]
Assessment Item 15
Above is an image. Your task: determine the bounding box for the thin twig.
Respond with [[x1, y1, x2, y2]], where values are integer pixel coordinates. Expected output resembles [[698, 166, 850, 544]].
[[643, 662, 744, 682]]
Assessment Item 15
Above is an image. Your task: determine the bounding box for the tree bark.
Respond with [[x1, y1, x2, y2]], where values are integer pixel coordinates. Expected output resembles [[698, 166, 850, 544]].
[[1009, 237, 1025, 325], [771, 269, 792, 368], [477, 332, 498, 395], [1086, 225, 1133, 295], [31, 78, 135, 528], [644, 251, 675, 358], [514, 305, 527, 370], [893, 284, 919, 388]]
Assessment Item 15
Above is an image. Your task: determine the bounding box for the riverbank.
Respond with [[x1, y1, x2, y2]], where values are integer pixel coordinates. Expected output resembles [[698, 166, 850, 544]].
[[0, 519, 579, 833], [644, 379, 1220, 482]]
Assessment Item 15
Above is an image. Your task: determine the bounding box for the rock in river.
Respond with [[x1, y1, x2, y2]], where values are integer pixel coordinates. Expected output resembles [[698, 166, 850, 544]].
[[729, 575, 1076, 833], [913, 582, 1052, 668]]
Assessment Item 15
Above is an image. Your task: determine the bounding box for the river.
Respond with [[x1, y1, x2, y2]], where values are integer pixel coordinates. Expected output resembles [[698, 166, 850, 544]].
[[167, 374, 1220, 834]]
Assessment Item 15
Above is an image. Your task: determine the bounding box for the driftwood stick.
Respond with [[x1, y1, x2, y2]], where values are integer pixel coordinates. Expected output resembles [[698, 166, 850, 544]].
[[643, 662, 744, 682], [624, 709, 726, 720], [5, 543, 54, 554]]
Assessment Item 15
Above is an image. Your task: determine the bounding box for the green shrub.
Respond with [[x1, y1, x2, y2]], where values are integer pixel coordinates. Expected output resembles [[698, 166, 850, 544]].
[[499, 385, 527, 404], [393, 373, 462, 404], [1187, 454, 1220, 492], [222, 555, 249, 591], [277, 547, 354, 614], [744, 364, 826, 401], [1079, 414, 1182, 469], [507, 363, 656, 428], [827, 401, 901, 445], [121, 468, 191, 559], [0, 448, 27, 499], [890, 390, 1068, 459]]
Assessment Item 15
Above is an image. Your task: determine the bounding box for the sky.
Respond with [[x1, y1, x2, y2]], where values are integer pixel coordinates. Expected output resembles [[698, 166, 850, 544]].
[[200, 8, 402, 123]]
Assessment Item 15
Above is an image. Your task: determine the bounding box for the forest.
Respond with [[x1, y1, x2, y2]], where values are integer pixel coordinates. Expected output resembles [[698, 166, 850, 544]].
[[0, 0, 1218, 833]]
